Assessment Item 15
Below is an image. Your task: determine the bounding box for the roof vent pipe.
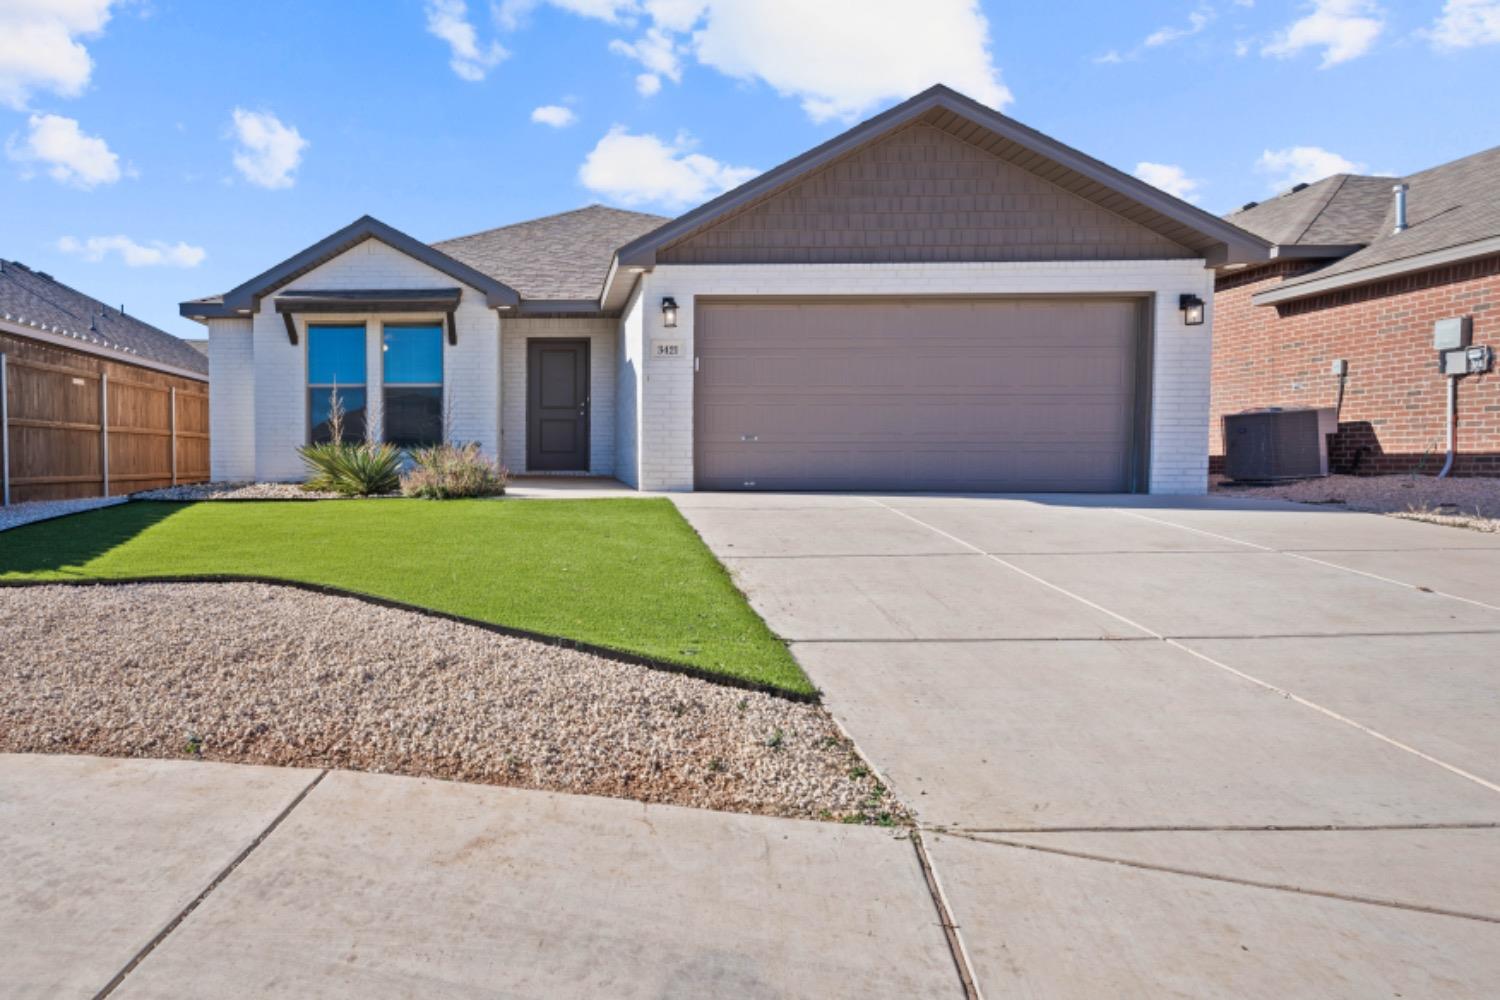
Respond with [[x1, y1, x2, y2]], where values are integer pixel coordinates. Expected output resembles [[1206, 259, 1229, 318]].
[[1393, 183, 1409, 234]]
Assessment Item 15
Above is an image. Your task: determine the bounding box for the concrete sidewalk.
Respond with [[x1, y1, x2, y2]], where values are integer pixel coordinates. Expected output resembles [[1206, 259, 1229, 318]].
[[1, 754, 960, 999], [676, 491, 1500, 998]]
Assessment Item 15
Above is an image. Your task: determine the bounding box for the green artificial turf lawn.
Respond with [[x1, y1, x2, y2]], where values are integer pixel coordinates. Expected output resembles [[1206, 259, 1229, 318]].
[[0, 499, 813, 696]]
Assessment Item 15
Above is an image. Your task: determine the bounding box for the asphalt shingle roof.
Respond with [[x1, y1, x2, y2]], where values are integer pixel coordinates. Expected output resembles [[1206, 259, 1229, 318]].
[[1, 259, 208, 375], [1225, 145, 1500, 291], [432, 205, 669, 301]]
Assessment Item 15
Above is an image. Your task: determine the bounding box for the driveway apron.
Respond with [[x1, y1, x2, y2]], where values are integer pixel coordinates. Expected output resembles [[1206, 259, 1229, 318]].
[[675, 492, 1500, 998]]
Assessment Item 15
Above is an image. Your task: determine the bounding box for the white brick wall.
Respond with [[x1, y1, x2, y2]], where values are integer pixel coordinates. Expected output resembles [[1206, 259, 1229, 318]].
[[206, 317, 254, 481], [244, 238, 501, 481], [500, 315, 616, 476], [635, 260, 1216, 494], [614, 287, 644, 488]]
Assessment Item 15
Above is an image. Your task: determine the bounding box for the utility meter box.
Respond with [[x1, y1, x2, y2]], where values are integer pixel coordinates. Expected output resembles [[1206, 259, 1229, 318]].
[[1440, 345, 1494, 375], [1433, 316, 1472, 351]]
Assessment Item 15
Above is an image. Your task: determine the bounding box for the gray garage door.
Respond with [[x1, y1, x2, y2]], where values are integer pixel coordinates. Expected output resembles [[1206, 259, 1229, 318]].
[[694, 298, 1146, 492]]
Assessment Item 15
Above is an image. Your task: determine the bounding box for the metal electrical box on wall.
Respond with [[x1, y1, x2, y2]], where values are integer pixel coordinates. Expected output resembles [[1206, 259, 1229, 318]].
[[1440, 345, 1494, 375], [1433, 316, 1473, 351]]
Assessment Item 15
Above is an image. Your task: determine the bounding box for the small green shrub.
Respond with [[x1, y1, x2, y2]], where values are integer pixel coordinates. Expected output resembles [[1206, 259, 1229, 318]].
[[401, 442, 509, 499], [297, 441, 402, 496]]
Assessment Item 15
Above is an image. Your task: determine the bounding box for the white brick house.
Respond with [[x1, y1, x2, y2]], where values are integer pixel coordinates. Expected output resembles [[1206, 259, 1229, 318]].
[[183, 86, 1266, 495]]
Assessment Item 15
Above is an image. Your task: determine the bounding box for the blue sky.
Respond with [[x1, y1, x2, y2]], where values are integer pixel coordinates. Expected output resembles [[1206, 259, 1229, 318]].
[[2, 0, 1495, 339]]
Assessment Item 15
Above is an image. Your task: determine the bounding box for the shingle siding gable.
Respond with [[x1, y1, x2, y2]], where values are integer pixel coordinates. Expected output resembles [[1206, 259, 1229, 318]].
[[657, 124, 1196, 266]]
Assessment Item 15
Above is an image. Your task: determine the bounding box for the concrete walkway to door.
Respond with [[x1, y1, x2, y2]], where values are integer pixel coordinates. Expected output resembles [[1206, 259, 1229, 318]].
[[674, 491, 1500, 998]]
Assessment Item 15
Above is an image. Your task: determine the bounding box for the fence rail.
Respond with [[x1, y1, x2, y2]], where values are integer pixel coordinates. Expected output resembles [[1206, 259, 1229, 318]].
[[0, 333, 209, 504]]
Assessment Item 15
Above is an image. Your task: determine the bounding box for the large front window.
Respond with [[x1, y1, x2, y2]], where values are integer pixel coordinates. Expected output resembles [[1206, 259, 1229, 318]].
[[382, 323, 443, 447], [307, 323, 367, 443]]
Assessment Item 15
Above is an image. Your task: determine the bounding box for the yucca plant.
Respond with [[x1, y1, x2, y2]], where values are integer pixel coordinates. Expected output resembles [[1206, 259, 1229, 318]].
[[297, 386, 401, 496]]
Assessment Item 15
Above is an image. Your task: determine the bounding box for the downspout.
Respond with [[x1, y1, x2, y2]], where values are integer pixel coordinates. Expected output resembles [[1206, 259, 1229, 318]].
[[1438, 373, 1457, 478]]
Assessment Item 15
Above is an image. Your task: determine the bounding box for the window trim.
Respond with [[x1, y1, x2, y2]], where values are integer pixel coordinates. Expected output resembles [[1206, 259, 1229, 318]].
[[305, 321, 369, 444], [380, 321, 446, 448]]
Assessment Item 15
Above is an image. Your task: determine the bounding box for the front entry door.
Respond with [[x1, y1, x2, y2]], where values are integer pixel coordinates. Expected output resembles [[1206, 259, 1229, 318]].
[[526, 339, 590, 471]]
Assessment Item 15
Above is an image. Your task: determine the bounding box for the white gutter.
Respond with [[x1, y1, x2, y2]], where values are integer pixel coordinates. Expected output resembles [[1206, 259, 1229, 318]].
[[0, 317, 208, 382], [1253, 235, 1500, 306]]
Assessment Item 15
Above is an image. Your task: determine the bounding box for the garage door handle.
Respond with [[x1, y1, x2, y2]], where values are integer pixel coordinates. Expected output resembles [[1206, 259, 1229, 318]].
[[741, 434, 758, 442]]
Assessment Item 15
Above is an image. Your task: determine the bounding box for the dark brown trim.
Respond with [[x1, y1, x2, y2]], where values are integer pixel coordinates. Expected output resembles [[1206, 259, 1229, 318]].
[[274, 288, 463, 313], [282, 311, 298, 345], [181, 216, 520, 318], [444, 310, 458, 345]]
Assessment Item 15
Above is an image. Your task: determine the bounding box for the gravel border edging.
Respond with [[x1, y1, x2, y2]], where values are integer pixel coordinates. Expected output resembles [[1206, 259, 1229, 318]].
[[0, 496, 128, 532], [0, 575, 820, 704]]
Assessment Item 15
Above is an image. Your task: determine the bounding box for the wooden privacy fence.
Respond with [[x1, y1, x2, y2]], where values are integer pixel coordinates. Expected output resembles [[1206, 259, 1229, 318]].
[[1, 340, 209, 504]]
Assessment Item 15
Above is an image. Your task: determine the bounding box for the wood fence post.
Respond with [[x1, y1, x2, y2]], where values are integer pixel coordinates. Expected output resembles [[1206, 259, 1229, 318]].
[[100, 371, 110, 497], [170, 385, 178, 486], [1, 353, 9, 507]]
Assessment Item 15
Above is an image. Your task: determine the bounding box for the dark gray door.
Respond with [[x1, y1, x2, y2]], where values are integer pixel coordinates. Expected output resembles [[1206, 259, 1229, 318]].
[[694, 298, 1146, 492], [527, 339, 589, 471]]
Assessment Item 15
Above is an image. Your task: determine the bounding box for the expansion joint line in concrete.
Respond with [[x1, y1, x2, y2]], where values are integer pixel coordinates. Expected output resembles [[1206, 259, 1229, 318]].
[[92, 768, 329, 999], [863, 498, 1500, 800], [909, 829, 981, 1000], [1115, 508, 1500, 614], [938, 829, 1500, 926]]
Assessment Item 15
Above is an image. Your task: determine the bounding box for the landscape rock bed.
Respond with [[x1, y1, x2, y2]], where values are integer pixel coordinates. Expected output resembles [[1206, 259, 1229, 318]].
[[133, 481, 362, 500], [0, 581, 899, 823], [1213, 474, 1500, 532], [0, 496, 127, 532]]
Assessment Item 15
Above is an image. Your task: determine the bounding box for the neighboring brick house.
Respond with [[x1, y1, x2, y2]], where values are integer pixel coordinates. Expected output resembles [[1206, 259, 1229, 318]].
[[184, 85, 1268, 494], [1212, 147, 1500, 476]]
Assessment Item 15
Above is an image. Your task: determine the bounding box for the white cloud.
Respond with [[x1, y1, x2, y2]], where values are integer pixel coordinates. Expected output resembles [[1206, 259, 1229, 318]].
[[1133, 162, 1202, 203], [496, 0, 635, 29], [635, 72, 662, 95], [608, 25, 682, 88], [1256, 145, 1365, 190], [57, 234, 205, 268], [425, 0, 507, 80], [1262, 0, 1384, 67], [0, 0, 117, 109], [7, 113, 120, 187], [1426, 0, 1500, 48], [579, 125, 757, 207], [500, 0, 1009, 122], [230, 108, 307, 189], [530, 103, 577, 127], [691, 0, 1009, 121], [1144, 8, 1213, 48]]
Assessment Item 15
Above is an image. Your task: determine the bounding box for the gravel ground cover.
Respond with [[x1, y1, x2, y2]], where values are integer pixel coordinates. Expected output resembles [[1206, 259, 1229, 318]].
[[134, 481, 362, 500], [1213, 474, 1500, 532], [0, 499, 811, 694], [0, 496, 126, 532], [0, 581, 899, 823]]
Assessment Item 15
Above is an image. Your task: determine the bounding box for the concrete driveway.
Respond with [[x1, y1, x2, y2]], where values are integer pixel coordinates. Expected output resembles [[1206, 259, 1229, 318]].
[[675, 492, 1500, 998]]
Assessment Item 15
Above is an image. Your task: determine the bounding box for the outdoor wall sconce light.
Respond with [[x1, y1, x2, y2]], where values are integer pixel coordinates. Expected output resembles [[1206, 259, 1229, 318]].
[[1179, 293, 1206, 326], [661, 296, 679, 328]]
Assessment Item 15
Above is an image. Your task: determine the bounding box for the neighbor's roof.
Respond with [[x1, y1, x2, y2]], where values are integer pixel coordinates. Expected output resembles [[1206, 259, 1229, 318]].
[[434, 205, 668, 302], [2, 259, 208, 377], [1226, 174, 1393, 248], [1229, 145, 1500, 304]]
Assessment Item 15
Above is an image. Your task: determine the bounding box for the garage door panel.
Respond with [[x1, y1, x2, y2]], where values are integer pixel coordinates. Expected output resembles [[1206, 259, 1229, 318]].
[[694, 299, 1142, 492]]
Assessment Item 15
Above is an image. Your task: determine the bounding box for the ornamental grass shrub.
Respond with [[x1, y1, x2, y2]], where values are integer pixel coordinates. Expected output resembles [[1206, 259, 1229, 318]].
[[401, 442, 509, 499]]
